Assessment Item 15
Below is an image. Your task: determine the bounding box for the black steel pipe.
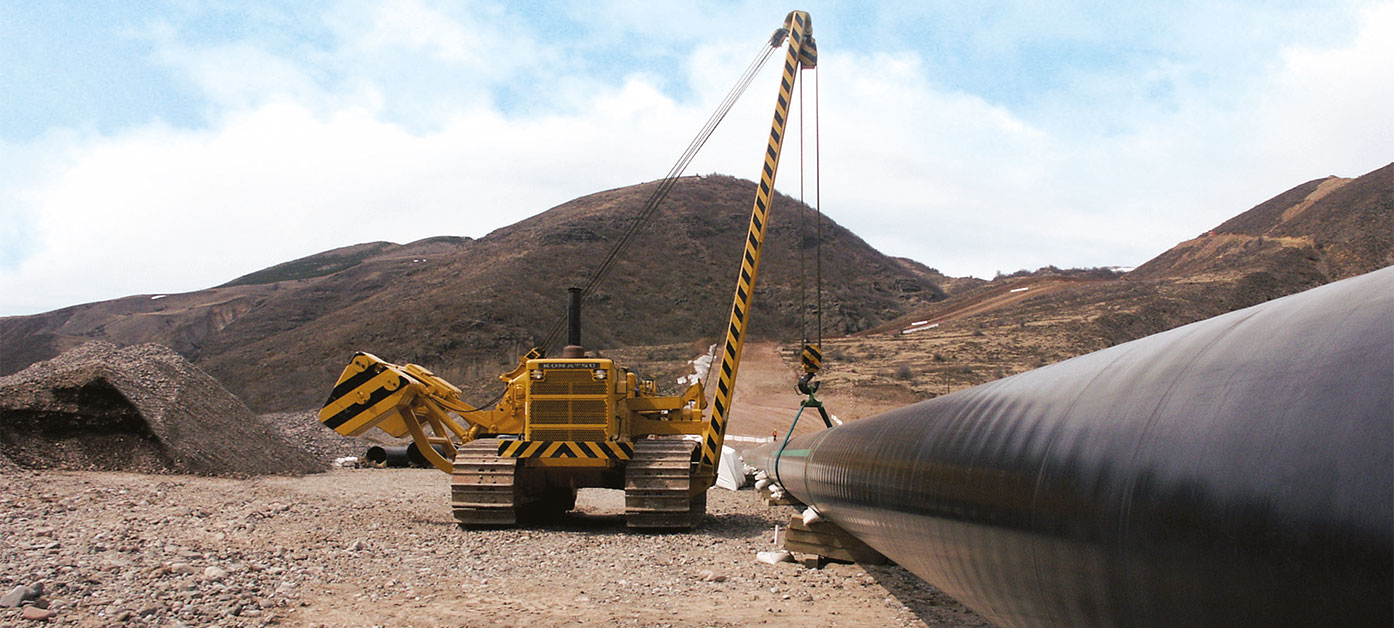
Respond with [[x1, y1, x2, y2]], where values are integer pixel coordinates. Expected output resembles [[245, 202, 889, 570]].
[[750, 266, 1393, 628], [363, 445, 411, 467], [405, 442, 450, 468]]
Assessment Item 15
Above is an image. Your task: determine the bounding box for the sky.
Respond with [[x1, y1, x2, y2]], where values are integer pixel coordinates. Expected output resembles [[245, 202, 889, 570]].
[[1, 1, 1391, 316]]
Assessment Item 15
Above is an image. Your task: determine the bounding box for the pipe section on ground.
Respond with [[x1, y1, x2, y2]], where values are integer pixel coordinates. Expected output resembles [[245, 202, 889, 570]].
[[405, 442, 451, 468], [363, 445, 411, 467], [749, 267, 1393, 628]]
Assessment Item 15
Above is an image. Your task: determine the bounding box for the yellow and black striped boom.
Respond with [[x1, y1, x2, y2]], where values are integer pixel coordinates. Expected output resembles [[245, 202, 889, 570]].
[[699, 10, 816, 475]]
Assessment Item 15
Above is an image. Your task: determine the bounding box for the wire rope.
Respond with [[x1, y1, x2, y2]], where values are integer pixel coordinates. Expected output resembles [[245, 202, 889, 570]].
[[535, 41, 780, 354]]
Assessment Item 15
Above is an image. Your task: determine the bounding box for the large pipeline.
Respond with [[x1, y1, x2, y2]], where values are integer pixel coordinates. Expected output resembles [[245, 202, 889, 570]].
[[749, 266, 1392, 628]]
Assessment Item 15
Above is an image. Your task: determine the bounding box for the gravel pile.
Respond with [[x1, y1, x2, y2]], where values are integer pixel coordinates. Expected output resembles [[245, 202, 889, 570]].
[[0, 342, 321, 476], [259, 410, 368, 461]]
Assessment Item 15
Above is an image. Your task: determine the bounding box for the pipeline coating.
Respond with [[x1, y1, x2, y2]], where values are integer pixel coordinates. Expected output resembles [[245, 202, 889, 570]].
[[753, 266, 1393, 628]]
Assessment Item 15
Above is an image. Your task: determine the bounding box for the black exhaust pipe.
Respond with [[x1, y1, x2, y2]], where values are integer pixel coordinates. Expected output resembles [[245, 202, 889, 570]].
[[562, 286, 585, 358]]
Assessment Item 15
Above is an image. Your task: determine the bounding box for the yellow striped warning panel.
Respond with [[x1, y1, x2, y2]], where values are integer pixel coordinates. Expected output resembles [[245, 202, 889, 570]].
[[320, 352, 416, 437], [497, 441, 634, 460], [801, 343, 822, 374]]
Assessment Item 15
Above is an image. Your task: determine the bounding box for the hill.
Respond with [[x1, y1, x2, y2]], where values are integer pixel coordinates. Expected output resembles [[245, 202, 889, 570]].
[[3, 164, 1387, 416], [0, 175, 946, 411], [818, 162, 1393, 402]]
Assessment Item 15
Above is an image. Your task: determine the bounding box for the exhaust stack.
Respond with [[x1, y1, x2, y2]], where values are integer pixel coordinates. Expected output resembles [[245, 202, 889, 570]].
[[561, 287, 585, 358]]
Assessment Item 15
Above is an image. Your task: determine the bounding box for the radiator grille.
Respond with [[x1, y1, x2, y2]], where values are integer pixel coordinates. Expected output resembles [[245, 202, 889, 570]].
[[531, 400, 607, 423], [528, 395, 609, 442]]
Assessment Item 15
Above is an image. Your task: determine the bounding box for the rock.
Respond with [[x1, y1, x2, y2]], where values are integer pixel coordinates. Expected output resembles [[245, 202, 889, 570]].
[[1, 585, 31, 607], [170, 562, 196, 575], [203, 566, 228, 580], [698, 570, 727, 582], [756, 550, 794, 565], [21, 606, 56, 621]]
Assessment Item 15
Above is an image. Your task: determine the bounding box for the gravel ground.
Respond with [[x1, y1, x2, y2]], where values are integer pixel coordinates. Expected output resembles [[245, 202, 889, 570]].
[[0, 468, 990, 627]]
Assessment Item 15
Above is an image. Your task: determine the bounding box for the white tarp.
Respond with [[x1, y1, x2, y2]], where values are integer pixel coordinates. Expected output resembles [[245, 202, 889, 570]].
[[716, 445, 747, 490]]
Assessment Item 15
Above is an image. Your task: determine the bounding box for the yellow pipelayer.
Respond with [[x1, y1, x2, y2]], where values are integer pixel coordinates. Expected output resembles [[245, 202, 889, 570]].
[[318, 11, 818, 529]]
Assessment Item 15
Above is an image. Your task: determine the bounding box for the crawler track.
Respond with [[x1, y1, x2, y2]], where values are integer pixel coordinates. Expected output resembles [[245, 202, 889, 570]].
[[624, 439, 705, 529], [450, 438, 519, 526]]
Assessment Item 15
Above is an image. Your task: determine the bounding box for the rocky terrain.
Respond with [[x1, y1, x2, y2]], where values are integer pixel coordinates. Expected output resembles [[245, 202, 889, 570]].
[[0, 468, 989, 627], [0, 164, 1389, 626], [809, 163, 1394, 401]]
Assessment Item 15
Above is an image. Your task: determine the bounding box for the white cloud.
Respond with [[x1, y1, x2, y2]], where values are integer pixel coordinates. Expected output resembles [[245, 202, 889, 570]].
[[1253, 2, 1394, 173], [2, 1, 1390, 315], [0, 78, 733, 314]]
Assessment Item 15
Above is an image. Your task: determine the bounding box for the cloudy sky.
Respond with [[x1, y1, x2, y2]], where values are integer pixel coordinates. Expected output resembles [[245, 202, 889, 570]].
[[1, 1, 1390, 316]]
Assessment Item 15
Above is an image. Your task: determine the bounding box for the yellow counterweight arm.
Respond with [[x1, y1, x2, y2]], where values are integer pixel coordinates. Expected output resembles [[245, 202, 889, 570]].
[[319, 353, 512, 473]]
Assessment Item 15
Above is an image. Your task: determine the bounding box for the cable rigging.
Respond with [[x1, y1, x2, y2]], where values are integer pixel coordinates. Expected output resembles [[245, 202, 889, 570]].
[[535, 40, 781, 355]]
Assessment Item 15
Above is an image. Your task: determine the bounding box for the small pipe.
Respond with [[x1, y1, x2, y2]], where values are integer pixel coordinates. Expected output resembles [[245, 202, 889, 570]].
[[405, 442, 451, 468], [567, 286, 582, 348], [364, 445, 411, 467]]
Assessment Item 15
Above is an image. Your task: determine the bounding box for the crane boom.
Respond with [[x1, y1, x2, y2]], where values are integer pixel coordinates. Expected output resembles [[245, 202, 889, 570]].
[[699, 10, 816, 472]]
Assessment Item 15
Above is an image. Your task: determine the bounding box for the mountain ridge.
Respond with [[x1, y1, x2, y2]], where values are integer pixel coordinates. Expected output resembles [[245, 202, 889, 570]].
[[3, 164, 1388, 413], [1, 175, 948, 411]]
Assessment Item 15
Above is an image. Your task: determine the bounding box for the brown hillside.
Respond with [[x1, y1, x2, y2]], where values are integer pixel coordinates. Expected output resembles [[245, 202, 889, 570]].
[[0, 175, 945, 412], [1131, 163, 1392, 282], [808, 162, 1393, 405]]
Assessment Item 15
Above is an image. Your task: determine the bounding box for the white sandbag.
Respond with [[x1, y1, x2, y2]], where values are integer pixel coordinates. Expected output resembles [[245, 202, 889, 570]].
[[715, 445, 747, 490], [801, 507, 822, 526]]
